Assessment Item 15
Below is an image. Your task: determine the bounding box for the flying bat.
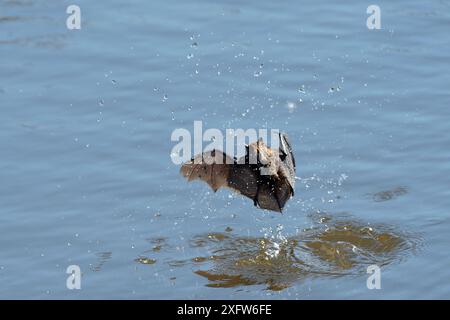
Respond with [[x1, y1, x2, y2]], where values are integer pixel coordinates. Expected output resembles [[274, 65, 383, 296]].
[[180, 133, 296, 212]]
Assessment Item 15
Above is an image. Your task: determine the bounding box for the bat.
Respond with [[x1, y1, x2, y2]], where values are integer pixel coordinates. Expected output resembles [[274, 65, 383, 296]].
[[180, 133, 296, 212]]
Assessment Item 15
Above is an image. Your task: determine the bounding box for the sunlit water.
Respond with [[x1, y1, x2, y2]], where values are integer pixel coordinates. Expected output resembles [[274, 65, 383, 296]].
[[1, 0, 450, 299]]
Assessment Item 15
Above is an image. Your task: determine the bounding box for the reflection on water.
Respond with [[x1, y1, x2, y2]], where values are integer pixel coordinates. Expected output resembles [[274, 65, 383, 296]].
[[91, 251, 112, 272], [0, 15, 20, 22], [139, 213, 419, 291], [3, 0, 34, 6], [135, 257, 156, 265], [371, 187, 408, 202], [0, 34, 67, 49]]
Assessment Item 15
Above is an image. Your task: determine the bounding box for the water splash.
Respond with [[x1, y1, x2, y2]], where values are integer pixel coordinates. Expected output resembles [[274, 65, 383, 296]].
[[155, 213, 420, 291], [261, 224, 287, 259]]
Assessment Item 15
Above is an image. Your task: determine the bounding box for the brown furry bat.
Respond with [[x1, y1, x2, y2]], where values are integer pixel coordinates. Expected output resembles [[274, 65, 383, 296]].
[[180, 133, 296, 212]]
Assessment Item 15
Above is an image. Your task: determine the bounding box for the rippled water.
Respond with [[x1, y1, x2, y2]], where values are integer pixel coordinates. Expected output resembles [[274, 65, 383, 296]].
[[163, 213, 420, 291], [1, 0, 450, 299]]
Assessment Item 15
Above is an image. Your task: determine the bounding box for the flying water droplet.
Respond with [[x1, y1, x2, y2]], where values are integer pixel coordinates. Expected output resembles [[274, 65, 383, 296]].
[[286, 101, 297, 113]]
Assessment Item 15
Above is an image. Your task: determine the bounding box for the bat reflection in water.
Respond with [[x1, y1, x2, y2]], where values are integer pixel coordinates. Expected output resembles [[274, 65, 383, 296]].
[[180, 133, 296, 212]]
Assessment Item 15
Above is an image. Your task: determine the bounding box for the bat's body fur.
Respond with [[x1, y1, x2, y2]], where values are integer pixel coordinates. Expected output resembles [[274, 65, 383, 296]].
[[180, 133, 296, 212]]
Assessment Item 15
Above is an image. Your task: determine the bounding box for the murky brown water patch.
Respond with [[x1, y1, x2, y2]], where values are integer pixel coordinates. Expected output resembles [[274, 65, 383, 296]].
[[163, 213, 421, 291]]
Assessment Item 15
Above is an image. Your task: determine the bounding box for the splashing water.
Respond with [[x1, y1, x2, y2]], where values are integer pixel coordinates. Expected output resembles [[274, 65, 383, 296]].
[[151, 213, 421, 291], [261, 224, 287, 259]]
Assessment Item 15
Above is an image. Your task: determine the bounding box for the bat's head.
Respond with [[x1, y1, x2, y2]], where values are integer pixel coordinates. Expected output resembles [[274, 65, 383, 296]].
[[247, 138, 278, 176]]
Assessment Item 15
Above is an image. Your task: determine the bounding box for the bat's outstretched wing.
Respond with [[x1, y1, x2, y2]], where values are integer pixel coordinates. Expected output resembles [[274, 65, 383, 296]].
[[180, 149, 262, 205], [227, 165, 259, 202], [180, 149, 234, 192], [278, 133, 296, 195]]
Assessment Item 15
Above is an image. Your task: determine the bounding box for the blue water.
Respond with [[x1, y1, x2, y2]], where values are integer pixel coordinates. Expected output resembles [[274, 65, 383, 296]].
[[1, 0, 450, 299]]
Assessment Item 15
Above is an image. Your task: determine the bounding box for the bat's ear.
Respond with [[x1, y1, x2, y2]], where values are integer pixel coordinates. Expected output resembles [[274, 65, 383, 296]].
[[278, 133, 287, 160], [280, 133, 292, 151], [279, 133, 294, 153]]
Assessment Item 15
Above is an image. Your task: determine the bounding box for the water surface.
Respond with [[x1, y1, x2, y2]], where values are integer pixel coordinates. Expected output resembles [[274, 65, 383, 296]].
[[1, 0, 450, 299]]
